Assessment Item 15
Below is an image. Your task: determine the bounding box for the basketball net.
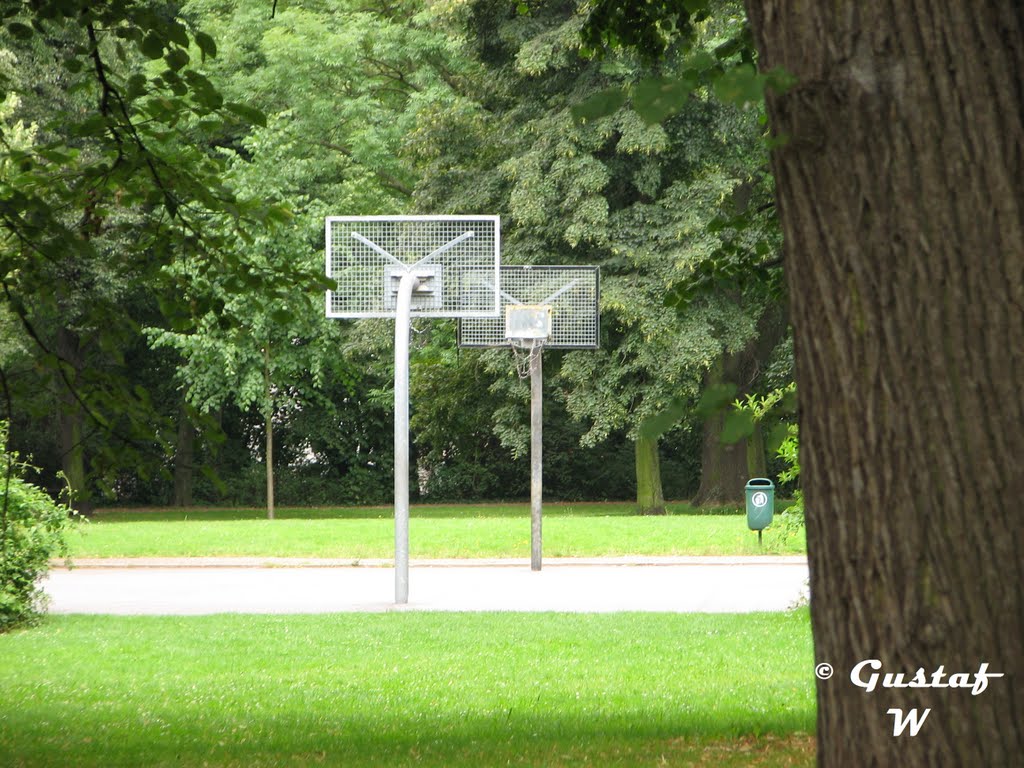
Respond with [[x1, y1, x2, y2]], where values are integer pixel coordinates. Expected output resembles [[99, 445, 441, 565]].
[[511, 337, 544, 379]]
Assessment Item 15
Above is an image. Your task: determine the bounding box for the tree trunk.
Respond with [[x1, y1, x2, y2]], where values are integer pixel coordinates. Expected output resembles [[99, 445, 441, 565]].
[[691, 410, 751, 505], [173, 404, 195, 507], [55, 326, 90, 514], [634, 433, 665, 515], [692, 314, 778, 506], [746, 2, 1023, 765], [746, 422, 767, 479]]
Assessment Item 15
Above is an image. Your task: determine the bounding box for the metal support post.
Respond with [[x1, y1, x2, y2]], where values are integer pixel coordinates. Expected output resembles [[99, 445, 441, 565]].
[[394, 272, 419, 604], [530, 348, 543, 571]]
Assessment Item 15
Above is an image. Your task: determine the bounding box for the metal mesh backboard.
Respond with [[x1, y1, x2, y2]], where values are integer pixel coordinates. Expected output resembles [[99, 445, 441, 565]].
[[458, 265, 600, 349], [326, 215, 500, 318]]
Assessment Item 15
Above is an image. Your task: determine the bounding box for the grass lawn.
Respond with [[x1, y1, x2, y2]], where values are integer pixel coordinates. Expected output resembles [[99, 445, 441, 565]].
[[68, 502, 805, 559], [0, 611, 815, 767]]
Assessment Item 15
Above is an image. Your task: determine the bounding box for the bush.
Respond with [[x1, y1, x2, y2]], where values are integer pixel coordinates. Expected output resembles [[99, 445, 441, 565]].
[[1, 423, 78, 632]]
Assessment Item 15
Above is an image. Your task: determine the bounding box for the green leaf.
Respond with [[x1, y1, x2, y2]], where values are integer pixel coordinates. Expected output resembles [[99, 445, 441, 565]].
[[633, 75, 694, 125], [165, 21, 190, 49], [125, 73, 148, 99], [712, 63, 764, 107], [638, 398, 688, 440], [720, 409, 755, 445], [225, 102, 267, 127], [140, 32, 164, 60], [194, 31, 217, 61], [271, 309, 293, 325], [165, 48, 190, 72], [184, 71, 223, 110], [696, 383, 738, 418], [766, 422, 791, 455], [764, 66, 798, 95], [7, 22, 33, 40], [571, 86, 626, 123]]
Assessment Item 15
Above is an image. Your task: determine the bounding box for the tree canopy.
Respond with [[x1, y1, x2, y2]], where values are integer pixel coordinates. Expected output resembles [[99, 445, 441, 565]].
[[2, 0, 789, 514]]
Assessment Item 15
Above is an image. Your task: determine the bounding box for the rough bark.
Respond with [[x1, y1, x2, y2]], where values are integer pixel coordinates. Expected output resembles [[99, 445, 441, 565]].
[[691, 358, 754, 505], [746, 1, 1023, 765], [634, 433, 665, 515]]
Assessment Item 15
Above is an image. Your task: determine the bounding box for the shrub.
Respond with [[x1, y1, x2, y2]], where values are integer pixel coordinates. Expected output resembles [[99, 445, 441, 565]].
[[1, 423, 79, 632]]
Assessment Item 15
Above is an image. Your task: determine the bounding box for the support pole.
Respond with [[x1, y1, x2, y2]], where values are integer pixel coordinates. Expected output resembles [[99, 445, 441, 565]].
[[394, 272, 419, 604], [530, 348, 543, 571]]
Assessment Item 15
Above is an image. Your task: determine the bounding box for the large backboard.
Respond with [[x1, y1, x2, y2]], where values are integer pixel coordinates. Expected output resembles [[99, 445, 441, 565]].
[[326, 215, 500, 318], [458, 265, 600, 349]]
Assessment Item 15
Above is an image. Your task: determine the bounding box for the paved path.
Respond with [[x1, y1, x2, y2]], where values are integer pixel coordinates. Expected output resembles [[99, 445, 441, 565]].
[[44, 557, 809, 614]]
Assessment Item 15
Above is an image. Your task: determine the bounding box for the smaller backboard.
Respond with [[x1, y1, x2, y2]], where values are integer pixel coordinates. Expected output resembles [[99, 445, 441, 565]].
[[326, 215, 500, 319], [459, 265, 600, 349]]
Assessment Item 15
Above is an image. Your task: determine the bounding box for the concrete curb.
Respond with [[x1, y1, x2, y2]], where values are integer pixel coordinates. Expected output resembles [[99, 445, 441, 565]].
[[53, 555, 808, 569]]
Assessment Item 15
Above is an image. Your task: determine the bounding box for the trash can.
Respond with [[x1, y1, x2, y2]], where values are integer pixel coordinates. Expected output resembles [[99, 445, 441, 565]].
[[745, 478, 775, 531]]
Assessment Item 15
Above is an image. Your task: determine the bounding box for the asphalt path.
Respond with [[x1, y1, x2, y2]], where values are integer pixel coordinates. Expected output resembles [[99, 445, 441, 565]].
[[43, 557, 809, 614]]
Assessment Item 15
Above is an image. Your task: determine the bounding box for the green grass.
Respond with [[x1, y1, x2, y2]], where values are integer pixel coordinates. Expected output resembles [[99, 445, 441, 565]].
[[0, 612, 815, 767], [67, 503, 805, 559]]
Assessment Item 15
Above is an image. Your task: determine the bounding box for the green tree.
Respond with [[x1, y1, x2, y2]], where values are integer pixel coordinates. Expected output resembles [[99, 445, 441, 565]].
[[0, 1, 287, 504], [147, 0, 465, 511], [411, 0, 779, 512], [148, 124, 340, 518]]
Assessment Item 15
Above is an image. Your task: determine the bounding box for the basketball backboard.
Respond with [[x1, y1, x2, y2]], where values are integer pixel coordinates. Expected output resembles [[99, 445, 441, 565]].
[[458, 265, 599, 349], [326, 215, 500, 319]]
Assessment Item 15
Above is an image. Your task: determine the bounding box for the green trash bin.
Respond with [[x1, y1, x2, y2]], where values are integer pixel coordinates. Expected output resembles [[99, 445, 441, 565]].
[[745, 478, 775, 532]]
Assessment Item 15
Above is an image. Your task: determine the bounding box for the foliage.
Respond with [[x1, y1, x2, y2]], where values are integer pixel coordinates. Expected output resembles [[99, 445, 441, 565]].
[[0, 0, 293, 498], [1, 0, 791, 509], [733, 383, 803, 548], [409, 1, 776, 513], [577, 0, 792, 123], [0, 423, 78, 631]]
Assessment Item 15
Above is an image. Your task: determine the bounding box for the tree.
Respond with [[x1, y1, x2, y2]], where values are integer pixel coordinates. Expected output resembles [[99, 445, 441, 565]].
[[745, 2, 1023, 764], [412, 0, 779, 512], [156, 0, 468, 512], [583, 0, 1023, 762], [0, 1, 287, 504]]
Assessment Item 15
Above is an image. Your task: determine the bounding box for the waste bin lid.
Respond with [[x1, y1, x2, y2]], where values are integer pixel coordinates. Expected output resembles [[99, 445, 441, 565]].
[[745, 478, 774, 489]]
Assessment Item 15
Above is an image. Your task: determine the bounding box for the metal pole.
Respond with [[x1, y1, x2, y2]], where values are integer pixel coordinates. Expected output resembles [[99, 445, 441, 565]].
[[530, 347, 543, 571], [394, 272, 419, 604]]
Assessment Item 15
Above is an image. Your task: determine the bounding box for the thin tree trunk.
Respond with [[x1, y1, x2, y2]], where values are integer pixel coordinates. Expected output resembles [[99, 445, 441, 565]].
[[173, 404, 195, 507], [634, 433, 665, 515], [55, 326, 89, 514], [746, 422, 767, 479], [746, 2, 1024, 764]]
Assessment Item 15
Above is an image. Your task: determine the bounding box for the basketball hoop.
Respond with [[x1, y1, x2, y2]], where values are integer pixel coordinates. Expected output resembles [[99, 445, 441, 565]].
[[512, 337, 544, 379], [325, 215, 502, 605], [457, 265, 600, 571]]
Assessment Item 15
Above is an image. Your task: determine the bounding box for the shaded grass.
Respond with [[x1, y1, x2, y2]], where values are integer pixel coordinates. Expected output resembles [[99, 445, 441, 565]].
[[67, 512, 805, 559], [0, 612, 815, 767]]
